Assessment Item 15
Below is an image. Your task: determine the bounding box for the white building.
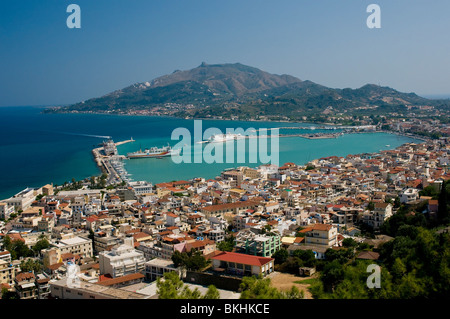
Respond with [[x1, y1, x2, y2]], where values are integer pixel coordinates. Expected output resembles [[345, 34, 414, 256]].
[[129, 181, 153, 196], [363, 203, 393, 230], [99, 238, 146, 278], [5, 188, 37, 211], [0, 202, 15, 220], [400, 188, 419, 204]]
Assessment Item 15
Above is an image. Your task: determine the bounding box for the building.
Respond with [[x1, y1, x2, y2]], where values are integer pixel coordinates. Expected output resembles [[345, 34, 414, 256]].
[[97, 272, 145, 288], [304, 224, 338, 247], [35, 274, 51, 299], [0, 259, 15, 287], [144, 258, 182, 282], [5, 188, 37, 211], [0, 202, 15, 220], [99, 238, 146, 278], [129, 181, 154, 196], [53, 236, 93, 258], [211, 251, 274, 277], [49, 277, 150, 299], [14, 272, 37, 299], [94, 233, 121, 254], [234, 229, 281, 257], [103, 139, 117, 156], [200, 201, 259, 217], [363, 203, 393, 230], [400, 188, 419, 204]]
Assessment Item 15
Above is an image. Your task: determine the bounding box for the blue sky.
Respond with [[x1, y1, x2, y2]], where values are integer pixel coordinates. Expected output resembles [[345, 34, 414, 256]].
[[1, 0, 450, 107]]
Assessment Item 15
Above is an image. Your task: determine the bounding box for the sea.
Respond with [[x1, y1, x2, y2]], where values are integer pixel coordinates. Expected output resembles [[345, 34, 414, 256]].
[[0, 106, 422, 200]]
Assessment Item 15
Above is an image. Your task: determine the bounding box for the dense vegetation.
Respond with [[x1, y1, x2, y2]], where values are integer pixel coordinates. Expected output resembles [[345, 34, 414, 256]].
[[308, 180, 450, 299], [171, 249, 209, 271], [156, 271, 304, 299]]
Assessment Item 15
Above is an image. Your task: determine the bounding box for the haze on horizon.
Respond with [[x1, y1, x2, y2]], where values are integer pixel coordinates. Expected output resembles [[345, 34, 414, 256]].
[[1, 0, 450, 107]]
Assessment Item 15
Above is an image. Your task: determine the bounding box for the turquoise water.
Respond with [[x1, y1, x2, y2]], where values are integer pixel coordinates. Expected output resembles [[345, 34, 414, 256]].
[[0, 106, 420, 199]]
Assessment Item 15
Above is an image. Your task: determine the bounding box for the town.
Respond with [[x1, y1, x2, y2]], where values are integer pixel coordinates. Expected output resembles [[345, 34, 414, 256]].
[[0, 135, 449, 299]]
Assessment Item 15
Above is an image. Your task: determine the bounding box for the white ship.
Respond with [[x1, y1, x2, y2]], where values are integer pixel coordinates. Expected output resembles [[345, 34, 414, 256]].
[[127, 145, 181, 159], [207, 133, 244, 143]]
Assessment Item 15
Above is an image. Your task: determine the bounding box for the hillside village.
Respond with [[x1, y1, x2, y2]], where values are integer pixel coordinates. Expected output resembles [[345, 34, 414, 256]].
[[1, 137, 449, 299]]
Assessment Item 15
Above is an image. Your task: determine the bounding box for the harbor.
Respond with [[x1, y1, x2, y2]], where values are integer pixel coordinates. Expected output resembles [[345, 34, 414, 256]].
[[92, 138, 135, 185]]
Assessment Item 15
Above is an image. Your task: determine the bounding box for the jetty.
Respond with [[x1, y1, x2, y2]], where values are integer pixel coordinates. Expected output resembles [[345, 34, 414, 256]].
[[91, 138, 135, 185]]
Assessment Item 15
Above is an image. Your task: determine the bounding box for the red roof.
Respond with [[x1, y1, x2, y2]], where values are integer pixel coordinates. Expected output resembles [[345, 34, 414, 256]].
[[212, 251, 273, 267], [97, 273, 145, 286]]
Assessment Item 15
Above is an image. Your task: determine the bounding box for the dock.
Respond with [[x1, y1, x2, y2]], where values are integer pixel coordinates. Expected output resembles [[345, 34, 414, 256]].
[[92, 138, 134, 185]]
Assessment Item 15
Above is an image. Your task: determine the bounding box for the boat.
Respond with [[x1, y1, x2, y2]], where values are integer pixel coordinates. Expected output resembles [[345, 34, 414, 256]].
[[127, 145, 181, 159], [207, 133, 244, 143]]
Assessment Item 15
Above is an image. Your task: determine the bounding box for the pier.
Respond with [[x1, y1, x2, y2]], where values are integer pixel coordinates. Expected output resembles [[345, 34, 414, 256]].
[[92, 138, 135, 185]]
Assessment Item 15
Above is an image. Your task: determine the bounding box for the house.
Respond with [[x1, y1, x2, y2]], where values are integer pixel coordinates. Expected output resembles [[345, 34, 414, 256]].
[[363, 203, 393, 230], [400, 188, 419, 204], [14, 272, 37, 299], [305, 224, 338, 247], [211, 251, 274, 277], [356, 251, 380, 260]]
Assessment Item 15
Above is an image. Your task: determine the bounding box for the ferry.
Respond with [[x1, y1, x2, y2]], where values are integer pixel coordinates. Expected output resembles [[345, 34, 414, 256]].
[[127, 145, 181, 159], [207, 133, 244, 143]]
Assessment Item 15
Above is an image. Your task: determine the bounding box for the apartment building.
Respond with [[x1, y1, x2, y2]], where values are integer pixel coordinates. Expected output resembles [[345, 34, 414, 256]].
[[0, 202, 15, 220], [99, 238, 146, 278], [304, 224, 338, 247], [0, 259, 15, 287], [234, 229, 281, 257], [363, 203, 393, 230], [53, 235, 93, 258]]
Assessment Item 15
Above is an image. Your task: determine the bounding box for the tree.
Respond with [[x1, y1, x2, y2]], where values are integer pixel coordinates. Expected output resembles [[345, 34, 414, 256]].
[[292, 249, 316, 267], [272, 248, 289, 265], [202, 285, 220, 299], [157, 271, 214, 299], [32, 237, 50, 255], [419, 185, 440, 199], [239, 276, 283, 299], [171, 249, 208, 271], [1, 287, 17, 299], [20, 258, 42, 273], [157, 271, 188, 299], [3, 237, 33, 260], [342, 238, 358, 248], [217, 236, 234, 252], [281, 285, 304, 299]]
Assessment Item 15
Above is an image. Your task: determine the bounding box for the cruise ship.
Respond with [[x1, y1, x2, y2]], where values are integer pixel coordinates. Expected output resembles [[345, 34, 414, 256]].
[[127, 145, 181, 159]]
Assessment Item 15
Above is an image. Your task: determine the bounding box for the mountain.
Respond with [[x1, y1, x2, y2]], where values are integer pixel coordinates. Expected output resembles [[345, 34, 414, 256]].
[[46, 62, 443, 119]]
